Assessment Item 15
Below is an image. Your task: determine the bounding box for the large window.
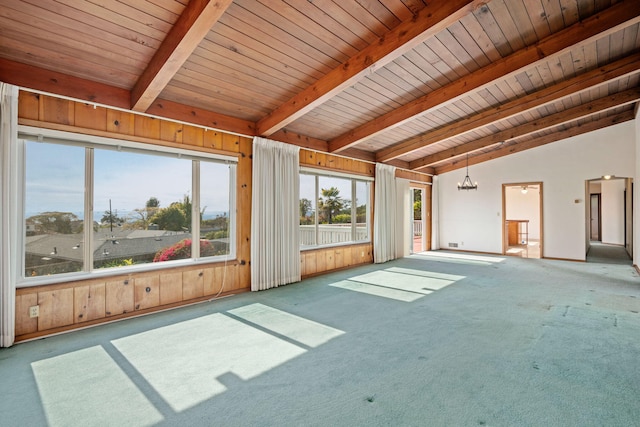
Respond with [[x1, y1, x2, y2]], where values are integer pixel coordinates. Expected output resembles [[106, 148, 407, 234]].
[[22, 134, 236, 282], [299, 170, 370, 248]]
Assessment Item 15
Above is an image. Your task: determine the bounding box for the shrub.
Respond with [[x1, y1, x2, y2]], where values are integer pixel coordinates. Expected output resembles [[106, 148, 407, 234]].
[[153, 238, 216, 262], [333, 214, 351, 223], [204, 230, 228, 239]]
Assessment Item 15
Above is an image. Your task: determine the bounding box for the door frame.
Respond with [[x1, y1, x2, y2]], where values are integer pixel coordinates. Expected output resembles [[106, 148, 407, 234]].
[[589, 193, 602, 241], [501, 182, 544, 257]]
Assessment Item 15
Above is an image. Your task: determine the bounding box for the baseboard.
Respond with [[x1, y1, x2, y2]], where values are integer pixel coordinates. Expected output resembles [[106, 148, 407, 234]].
[[432, 248, 504, 256], [542, 256, 585, 262]]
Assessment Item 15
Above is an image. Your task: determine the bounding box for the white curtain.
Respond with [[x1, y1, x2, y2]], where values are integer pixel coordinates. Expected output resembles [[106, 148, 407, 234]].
[[373, 163, 397, 263], [431, 175, 440, 250], [250, 137, 300, 291], [1, 83, 18, 347], [396, 178, 411, 258]]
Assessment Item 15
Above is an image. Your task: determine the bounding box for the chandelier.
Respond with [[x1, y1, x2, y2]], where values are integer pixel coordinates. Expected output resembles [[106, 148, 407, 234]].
[[457, 154, 478, 191]]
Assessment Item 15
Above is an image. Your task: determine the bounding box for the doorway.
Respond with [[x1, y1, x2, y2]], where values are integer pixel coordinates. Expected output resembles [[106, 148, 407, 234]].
[[502, 182, 543, 258], [585, 177, 633, 261], [410, 184, 431, 254]]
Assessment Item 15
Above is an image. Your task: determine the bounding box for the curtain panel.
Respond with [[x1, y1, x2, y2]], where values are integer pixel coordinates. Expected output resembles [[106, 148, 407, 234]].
[[0, 83, 18, 347], [373, 163, 397, 263], [250, 137, 300, 291], [396, 178, 411, 258]]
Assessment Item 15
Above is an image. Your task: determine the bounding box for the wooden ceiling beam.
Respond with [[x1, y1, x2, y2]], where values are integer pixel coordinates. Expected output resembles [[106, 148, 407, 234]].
[[269, 129, 329, 152], [410, 88, 640, 171], [254, 0, 482, 137], [377, 51, 640, 162], [0, 58, 255, 136], [131, 0, 233, 112], [145, 98, 255, 136], [330, 0, 640, 154], [434, 110, 636, 175], [0, 58, 131, 109]]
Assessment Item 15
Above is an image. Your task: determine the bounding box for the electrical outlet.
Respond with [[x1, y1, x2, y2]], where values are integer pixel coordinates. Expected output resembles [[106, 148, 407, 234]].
[[29, 305, 39, 318]]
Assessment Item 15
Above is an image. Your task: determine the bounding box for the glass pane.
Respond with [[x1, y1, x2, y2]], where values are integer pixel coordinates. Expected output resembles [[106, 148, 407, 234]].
[[94, 149, 192, 268], [318, 176, 352, 245], [355, 181, 369, 241], [200, 161, 232, 257], [25, 142, 85, 277], [299, 174, 316, 247]]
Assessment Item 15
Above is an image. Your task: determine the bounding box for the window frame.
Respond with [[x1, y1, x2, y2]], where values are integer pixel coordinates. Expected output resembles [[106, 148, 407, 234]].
[[17, 126, 238, 287], [299, 167, 372, 250]]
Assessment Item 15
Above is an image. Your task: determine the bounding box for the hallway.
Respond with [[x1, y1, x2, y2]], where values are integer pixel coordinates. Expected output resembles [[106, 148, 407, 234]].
[[587, 242, 632, 265]]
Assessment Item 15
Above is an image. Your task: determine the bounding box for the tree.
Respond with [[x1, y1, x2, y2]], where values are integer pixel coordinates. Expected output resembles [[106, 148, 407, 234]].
[[318, 187, 345, 224], [300, 198, 313, 224], [151, 205, 187, 231], [101, 210, 123, 226], [413, 189, 422, 220], [146, 197, 160, 208], [27, 212, 80, 234], [130, 197, 161, 230]]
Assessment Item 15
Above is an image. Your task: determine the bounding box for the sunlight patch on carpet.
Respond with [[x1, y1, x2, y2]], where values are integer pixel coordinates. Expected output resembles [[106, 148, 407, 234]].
[[111, 313, 306, 412], [384, 267, 465, 288], [32, 346, 163, 427], [228, 303, 344, 348], [329, 280, 428, 302], [351, 270, 456, 293]]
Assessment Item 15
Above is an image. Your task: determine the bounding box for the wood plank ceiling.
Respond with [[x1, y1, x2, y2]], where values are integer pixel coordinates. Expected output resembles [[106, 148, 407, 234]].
[[1, 0, 639, 175]]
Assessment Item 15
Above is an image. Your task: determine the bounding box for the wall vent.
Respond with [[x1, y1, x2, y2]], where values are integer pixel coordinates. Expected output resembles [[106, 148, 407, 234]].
[[448, 242, 458, 248]]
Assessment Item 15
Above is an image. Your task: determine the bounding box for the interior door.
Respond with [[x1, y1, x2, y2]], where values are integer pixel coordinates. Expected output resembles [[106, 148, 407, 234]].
[[590, 193, 601, 241]]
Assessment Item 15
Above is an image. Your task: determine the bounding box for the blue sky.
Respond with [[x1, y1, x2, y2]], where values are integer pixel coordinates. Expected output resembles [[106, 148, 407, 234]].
[[25, 141, 231, 221]]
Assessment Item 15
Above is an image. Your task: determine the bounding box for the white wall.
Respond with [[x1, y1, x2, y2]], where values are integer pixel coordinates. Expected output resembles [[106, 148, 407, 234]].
[[438, 121, 635, 261], [600, 179, 625, 245], [505, 186, 540, 240]]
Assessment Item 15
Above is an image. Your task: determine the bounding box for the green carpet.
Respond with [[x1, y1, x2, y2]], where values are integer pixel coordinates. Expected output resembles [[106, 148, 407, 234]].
[[1, 251, 639, 426]]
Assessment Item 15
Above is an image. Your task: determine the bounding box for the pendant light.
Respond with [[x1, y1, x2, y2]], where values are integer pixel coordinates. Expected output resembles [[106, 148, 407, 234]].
[[457, 154, 478, 191]]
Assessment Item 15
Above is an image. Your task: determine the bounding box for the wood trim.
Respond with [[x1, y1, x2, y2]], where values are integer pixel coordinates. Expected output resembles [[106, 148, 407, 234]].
[[434, 110, 636, 174], [377, 51, 640, 163], [330, 1, 640, 154], [542, 257, 585, 262], [255, 0, 483, 136], [412, 88, 640, 170], [15, 288, 246, 343], [19, 118, 242, 157], [131, 0, 233, 112], [395, 169, 432, 183]]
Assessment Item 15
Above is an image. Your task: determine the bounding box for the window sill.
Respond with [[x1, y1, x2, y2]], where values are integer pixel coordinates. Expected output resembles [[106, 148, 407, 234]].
[[17, 255, 237, 288]]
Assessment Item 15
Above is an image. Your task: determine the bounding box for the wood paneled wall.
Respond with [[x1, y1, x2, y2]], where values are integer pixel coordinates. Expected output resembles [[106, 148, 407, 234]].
[[14, 91, 374, 341], [300, 148, 375, 177], [301, 244, 373, 277]]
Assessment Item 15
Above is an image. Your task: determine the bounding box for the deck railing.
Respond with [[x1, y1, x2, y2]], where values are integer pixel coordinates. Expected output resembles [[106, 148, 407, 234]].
[[300, 224, 368, 246], [413, 220, 422, 236]]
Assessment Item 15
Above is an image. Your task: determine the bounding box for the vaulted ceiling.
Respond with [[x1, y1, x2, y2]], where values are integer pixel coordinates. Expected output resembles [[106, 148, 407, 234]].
[[1, 0, 639, 175]]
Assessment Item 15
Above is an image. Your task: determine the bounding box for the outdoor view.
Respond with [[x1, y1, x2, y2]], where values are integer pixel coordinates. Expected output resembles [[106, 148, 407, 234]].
[[300, 173, 369, 247], [24, 141, 233, 278]]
